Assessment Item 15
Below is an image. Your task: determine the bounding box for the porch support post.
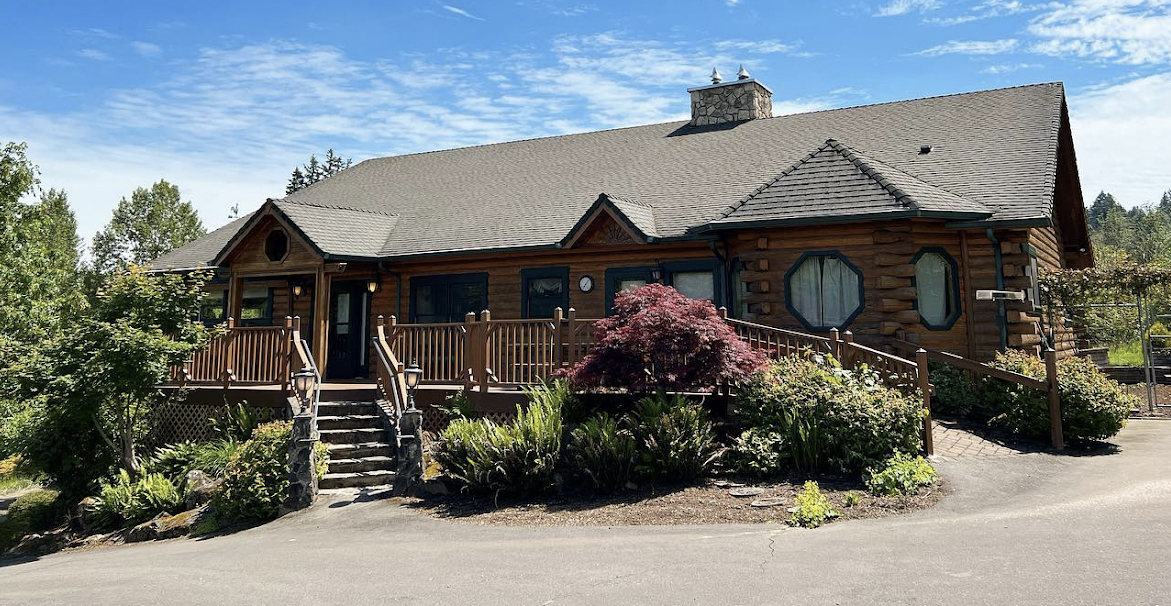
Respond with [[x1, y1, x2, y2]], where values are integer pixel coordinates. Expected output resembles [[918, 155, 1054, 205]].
[[313, 265, 331, 380], [228, 271, 244, 320]]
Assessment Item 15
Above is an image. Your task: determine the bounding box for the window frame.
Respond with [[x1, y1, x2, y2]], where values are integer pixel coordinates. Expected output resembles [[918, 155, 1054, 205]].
[[911, 247, 962, 331], [783, 250, 866, 332], [661, 259, 725, 308], [239, 286, 274, 327], [199, 289, 229, 326], [409, 272, 489, 323], [520, 267, 569, 319], [604, 266, 657, 314]]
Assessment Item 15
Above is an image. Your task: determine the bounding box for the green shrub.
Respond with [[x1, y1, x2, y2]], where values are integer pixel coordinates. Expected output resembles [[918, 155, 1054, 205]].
[[568, 413, 637, 493], [434, 390, 480, 421], [0, 455, 35, 494], [843, 492, 860, 507], [731, 427, 786, 477], [527, 379, 586, 426], [985, 350, 1134, 441], [736, 356, 923, 474], [865, 452, 937, 496], [789, 481, 836, 528], [928, 361, 981, 417], [213, 422, 293, 520], [210, 402, 265, 442], [1149, 321, 1169, 349], [191, 439, 240, 477], [141, 441, 201, 483], [7, 488, 63, 532], [0, 488, 63, 550], [431, 391, 562, 496], [626, 394, 721, 483], [95, 470, 184, 527], [313, 441, 330, 481]]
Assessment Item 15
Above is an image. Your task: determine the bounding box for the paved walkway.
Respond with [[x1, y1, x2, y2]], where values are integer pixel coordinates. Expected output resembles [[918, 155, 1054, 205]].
[[931, 418, 1040, 460]]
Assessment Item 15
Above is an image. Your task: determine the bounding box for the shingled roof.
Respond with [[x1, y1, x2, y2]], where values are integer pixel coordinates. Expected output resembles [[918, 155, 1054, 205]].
[[151, 82, 1069, 269]]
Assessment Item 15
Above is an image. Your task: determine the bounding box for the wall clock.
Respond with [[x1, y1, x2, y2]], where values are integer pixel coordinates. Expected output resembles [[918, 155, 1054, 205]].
[[578, 275, 594, 293]]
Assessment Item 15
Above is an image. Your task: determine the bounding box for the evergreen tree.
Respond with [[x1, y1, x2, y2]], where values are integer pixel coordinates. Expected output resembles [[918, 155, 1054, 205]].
[[285, 148, 353, 194], [1087, 191, 1122, 230], [91, 179, 206, 274]]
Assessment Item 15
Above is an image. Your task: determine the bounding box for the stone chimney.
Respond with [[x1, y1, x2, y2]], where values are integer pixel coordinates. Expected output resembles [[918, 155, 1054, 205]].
[[687, 65, 773, 126]]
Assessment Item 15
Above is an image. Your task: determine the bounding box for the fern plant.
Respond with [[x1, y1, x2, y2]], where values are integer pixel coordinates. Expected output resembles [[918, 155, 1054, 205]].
[[626, 394, 721, 483], [569, 413, 637, 493]]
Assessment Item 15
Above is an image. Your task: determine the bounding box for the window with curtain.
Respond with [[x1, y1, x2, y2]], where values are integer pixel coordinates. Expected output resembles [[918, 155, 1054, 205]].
[[521, 267, 569, 318], [914, 249, 960, 329], [785, 253, 863, 330]]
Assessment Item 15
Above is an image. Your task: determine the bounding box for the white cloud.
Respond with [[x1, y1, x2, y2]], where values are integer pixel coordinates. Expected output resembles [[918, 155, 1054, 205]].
[[442, 5, 485, 20], [1070, 72, 1171, 207], [727, 0, 741, 6], [131, 41, 162, 57], [981, 62, 1041, 73], [927, 0, 1035, 25], [914, 39, 1020, 55], [876, 0, 943, 17], [1027, 0, 1171, 64], [77, 48, 111, 61]]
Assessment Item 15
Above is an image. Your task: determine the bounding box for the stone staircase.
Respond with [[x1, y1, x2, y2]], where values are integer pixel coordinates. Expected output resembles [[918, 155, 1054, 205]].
[[316, 400, 397, 490]]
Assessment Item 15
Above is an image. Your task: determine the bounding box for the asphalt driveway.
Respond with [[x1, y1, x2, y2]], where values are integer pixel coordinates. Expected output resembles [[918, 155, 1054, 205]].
[[2, 420, 1169, 606]]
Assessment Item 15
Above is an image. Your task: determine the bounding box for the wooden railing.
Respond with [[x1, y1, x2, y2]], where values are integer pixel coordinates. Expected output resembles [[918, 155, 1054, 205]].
[[384, 317, 468, 384], [724, 316, 833, 359], [484, 315, 560, 386], [171, 317, 295, 387], [372, 319, 410, 425]]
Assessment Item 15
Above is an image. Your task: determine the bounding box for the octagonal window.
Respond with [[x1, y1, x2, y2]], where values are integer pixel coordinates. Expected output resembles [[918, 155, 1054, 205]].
[[785, 252, 864, 331], [265, 229, 289, 262], [913, 248, 961, 330]]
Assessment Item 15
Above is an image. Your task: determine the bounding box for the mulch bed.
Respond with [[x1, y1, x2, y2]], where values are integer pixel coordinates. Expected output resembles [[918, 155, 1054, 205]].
[[1120, 384, 1171, 418], [406, 474, 945, 527]]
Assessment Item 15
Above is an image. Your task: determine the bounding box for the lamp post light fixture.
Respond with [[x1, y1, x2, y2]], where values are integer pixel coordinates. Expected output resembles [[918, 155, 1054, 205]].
[[403, 362, 423, 410], [293, 366, 315, 412]]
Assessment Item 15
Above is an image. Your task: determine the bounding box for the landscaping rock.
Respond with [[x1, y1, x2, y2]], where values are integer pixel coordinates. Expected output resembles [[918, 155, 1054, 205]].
[[714, 481, 745, 489], [749, 498, 787, 508], [184, 470, 220, 509], [728, 487, 764, 497], [416, 477, 450, 496], [72, 497, 101, 533], [6, 528, 69, 558], [126, 507, 211, 543]]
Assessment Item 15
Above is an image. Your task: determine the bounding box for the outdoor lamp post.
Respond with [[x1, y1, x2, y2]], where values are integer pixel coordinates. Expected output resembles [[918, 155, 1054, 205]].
[[293, 366, 314, 413], [403, 362, 423, 410]]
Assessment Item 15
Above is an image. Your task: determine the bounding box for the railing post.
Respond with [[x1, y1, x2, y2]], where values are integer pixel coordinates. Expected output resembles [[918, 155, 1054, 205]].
[[464, 312, 477, 391], [566, 308, 578, 367], [552, 307, 564, 368], [225, 317, 237, 387], [1045, 347, 1064, 451], [283, 316, 294, 395], [718, 306, 728, 320], [480, 310, 492, 394], [829, 328, 841, 362], [916, 348, 934, 456]]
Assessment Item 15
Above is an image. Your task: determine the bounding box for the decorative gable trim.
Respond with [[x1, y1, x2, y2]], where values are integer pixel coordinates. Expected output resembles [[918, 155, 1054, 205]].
[[560, 193, 659, 248], [211, 199, 326, 266]]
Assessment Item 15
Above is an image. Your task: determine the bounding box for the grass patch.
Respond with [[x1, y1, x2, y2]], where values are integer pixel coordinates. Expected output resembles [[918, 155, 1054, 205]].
[[0, 475, 35, 496], [1108, 341, 1144, 366]]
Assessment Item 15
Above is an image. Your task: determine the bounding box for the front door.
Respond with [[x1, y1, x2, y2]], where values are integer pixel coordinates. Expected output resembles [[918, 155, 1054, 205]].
[[327, 281, 367, 380]]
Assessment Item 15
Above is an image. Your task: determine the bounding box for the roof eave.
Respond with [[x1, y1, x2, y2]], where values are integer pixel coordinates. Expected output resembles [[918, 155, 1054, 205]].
[[699, 209, 992, 232]]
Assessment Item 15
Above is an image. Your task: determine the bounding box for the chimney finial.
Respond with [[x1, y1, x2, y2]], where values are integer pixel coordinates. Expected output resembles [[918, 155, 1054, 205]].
[[710, 68, 722, 85], [737, 64, 751, 80]]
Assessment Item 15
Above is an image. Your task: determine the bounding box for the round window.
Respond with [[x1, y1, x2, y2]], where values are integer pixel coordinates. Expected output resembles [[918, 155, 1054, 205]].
[[265, 229, 289, 262]]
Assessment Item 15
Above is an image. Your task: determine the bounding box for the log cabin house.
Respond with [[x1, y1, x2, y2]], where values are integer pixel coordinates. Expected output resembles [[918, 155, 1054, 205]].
[[152, 74, 1092, 385]]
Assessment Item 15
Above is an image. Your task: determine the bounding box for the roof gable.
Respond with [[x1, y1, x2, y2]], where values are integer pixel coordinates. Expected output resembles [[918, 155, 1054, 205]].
[[706, 139, 992, 229], [561, 193, 660, 248]]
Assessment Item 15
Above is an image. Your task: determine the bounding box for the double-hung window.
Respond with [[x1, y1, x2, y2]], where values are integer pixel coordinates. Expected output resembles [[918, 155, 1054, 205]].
[[521, 267, 569, 319]]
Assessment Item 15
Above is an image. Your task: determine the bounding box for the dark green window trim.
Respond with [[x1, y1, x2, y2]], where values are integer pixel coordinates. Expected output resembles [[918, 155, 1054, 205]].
[[661, 259, 725, 308], [911, 247, 962, 331], [409, 272, 489, 323], [604, 266, 657, 314], [200, 290, 229, 326], [783, 250, 865, 332], [239, 285, 274, 327], [520, 267, 569, 319]]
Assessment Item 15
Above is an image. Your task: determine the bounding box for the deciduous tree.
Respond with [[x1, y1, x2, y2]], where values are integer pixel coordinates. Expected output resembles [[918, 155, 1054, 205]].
[[91, 179, 205, 273]]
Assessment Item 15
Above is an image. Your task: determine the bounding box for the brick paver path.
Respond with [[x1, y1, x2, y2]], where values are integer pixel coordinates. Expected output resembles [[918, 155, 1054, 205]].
[[931, 419, 1042, 460]]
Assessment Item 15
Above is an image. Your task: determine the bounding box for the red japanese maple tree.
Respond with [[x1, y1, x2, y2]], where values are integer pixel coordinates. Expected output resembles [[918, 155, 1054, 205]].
[[562, 283, 766, 392]]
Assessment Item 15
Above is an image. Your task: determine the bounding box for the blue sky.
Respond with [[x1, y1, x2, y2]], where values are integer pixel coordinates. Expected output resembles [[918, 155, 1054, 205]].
[[3, 1, 1170, 247]]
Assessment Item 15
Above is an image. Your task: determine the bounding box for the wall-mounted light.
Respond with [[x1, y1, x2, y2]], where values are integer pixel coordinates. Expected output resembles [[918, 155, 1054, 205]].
[[367, 276, 382, 294], [293, 284, 304, 298], [290, 278, 311, 300], [651, 268, 662, 281]]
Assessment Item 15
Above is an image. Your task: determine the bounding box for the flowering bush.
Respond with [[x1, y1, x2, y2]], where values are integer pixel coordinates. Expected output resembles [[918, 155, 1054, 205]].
[[561, 284, 766, 392]]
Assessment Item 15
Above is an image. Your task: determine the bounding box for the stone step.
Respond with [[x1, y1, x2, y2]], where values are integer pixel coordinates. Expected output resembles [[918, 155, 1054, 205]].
[[327, 441, 394, 460], [319, 469, 396, 490], [317, 401, 377, 416], [317, 414, 382, 431], [328, 455, 396, 474], [318, 427, 389, 445]]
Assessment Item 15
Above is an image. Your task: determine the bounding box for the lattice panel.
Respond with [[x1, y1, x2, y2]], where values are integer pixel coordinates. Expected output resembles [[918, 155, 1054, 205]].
[[148, 402, 281, 446], [420, 407, 517, 434]]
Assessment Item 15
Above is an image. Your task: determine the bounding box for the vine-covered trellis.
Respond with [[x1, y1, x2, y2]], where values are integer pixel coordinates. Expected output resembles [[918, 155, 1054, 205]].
[[1039, 263, 1171, 411]]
